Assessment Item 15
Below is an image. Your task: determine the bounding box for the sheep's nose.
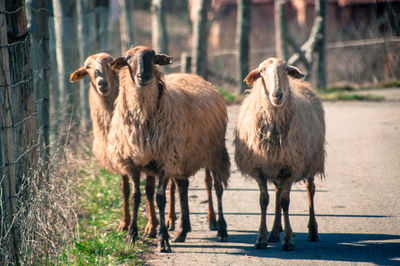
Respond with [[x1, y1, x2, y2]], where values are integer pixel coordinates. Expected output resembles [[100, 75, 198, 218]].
[[98, 79, 108, 88], [137, 73, 150, 81], [274, 91, 283, 100]]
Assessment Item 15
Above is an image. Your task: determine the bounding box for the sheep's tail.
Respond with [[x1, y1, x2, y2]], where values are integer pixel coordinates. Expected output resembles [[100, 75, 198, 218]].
[[210, 145, 231, 188]]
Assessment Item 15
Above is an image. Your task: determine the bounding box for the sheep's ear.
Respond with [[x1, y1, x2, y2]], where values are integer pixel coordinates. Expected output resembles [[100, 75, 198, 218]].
[[69, 67, 88, 82], [287, 65, 304, 79], [244, 69, 261, 86], [111, 57, 128, 71], [154, 54, 173, 65]]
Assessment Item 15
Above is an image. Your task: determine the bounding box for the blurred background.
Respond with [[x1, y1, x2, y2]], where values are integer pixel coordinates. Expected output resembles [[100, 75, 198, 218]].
[[1, 0, 399, 264]]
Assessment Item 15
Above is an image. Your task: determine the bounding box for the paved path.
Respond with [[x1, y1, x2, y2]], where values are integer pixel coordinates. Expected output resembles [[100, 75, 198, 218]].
[[147, 89, 400, 265]]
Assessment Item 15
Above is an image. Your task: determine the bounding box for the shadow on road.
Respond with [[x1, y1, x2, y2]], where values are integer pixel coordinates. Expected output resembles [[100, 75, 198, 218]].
[[173, 231, 400, 265]]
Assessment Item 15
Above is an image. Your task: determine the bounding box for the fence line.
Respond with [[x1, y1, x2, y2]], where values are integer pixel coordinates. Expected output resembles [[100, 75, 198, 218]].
[[209, 37, 400, 57]]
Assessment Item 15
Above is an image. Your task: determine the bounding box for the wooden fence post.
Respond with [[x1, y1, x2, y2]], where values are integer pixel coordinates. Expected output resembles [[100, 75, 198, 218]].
[[152, 0, 168, 54], [52, 0, 81, 141], [192, 0, 211, 78], [237, 0, 251, 94], [0, 2, 18, 263], [119, 0, 134, 53], [315, 0, 327, 90], [275, 0, 288, 60], [180, 52, 192, 73], [29, 0, 50, 174], [77, 0, 97, 132]]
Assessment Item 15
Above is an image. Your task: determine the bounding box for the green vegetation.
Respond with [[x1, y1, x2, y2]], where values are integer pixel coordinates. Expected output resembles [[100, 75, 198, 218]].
[[318, 83, 386, 101], [380, 80, 400, 88], [218, 88, 236, 104], [318, 91, 384, 101], [62, 164, 150, 265]]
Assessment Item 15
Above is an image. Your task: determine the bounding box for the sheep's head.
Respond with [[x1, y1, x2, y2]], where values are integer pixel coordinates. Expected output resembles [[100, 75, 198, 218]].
[[110, 46, 173, 88], [244, 57, 304, 107], [69, 53, 115, 96]]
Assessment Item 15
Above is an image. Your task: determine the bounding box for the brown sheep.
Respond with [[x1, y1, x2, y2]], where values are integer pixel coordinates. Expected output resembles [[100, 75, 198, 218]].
[[109, 46, 230, 252], [234, 57, 325, 251], [69, 53, 159, 238]]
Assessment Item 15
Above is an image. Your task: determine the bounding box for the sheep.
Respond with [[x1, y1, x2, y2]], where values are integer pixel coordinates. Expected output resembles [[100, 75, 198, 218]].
[[109, 45, 230, 252], [69, 53, 160, 238], [234, 57, 325, 251]]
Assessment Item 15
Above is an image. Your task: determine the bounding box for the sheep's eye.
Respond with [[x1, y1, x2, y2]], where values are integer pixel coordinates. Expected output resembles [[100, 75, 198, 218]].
[[259, 69, 263, 74], [85, 65, 90, 69]]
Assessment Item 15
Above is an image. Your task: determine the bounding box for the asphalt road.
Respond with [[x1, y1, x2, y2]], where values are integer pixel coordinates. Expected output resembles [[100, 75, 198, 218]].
[[147, 89, 400, 265]]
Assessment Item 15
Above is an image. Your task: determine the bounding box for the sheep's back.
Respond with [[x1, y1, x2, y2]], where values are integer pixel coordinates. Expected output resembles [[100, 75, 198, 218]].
[[158, 73, 228, 178]]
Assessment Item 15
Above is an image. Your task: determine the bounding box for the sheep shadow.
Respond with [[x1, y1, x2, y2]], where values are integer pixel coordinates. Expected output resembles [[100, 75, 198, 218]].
[[173, 231, 400, 265]]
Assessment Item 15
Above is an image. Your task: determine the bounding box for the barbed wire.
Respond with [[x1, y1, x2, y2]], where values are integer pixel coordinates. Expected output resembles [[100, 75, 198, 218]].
[[0, 142, 40, 171], [0, 5, 49, 15]]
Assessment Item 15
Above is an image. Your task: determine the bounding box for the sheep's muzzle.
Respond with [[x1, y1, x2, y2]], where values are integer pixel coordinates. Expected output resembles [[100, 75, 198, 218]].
[[135, 50, 155, 86]]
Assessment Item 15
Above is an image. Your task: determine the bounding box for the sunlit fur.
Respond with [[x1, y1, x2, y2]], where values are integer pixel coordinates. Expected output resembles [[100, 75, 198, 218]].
[[235, 58, 325, 182], [70, 53, 118, 169], [109, 46, 230, 183]]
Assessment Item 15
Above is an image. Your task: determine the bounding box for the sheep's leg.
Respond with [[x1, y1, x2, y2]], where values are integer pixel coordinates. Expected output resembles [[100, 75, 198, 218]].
[[255, 177, 269, 249], [268, 183, 282, 242], [144, 175, 159, 238], [205, 169, 217, 230], [214, 177, 228, 242], [173, 178, 191, 242], [280, 181, 294, 251], [156, 172, 171, 252], [125, 170, 141, 244], [166, 179, 177, 231], [117, 175, 131, 232], [306, 177, 319, 241]]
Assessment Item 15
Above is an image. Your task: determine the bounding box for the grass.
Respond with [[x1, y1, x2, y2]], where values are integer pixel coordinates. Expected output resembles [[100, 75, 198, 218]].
[[318, 91, 385, 101], [218, 88, 236, 104], [379, 80, 400, 88], [317, 83, 387, 101], [60, 163, 150, 265]]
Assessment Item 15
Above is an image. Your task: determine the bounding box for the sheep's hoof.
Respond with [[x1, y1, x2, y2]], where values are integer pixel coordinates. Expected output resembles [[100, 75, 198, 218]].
[[209, 217, 217, 231], [117, 222, 129, 232], [267, 233, 280, 242], [144, 222, 158, 238], [166, 218, 176, 231], [254, 241, 268, 249], [308, 224, 319, 241], [125, 233, 137, 244], [282, 238, 295, 251], [143, 229, 157, 239], [216, 218, 228, 242], [216, 228, 228, 242], [158, 238, 172, 253], [173, 231, 187, 243], [308, 233, 319, 242]]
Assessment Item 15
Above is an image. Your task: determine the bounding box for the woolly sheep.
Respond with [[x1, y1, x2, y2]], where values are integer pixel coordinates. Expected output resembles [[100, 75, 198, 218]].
[[69, 53, 159, 238], [109, 46, 230, 252], [234, 57, 325, 251]]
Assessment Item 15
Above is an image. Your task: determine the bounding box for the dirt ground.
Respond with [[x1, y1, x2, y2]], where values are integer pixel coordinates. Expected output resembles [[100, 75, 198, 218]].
[[146, 88, 400, 265]]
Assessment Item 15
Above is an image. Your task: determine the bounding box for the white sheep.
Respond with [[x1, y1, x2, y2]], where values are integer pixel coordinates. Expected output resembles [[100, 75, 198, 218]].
[[235, 57, 325, 251]]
